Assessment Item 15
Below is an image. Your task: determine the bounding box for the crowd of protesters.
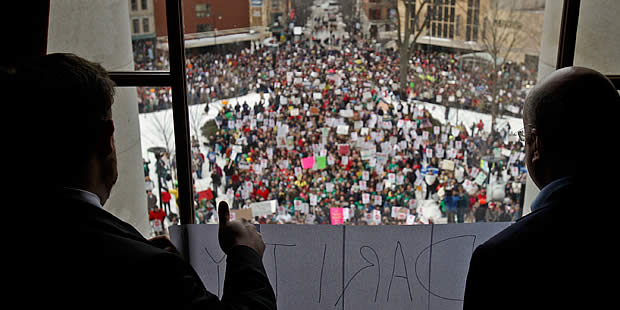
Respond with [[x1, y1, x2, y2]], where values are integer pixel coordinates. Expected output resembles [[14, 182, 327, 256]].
[[189, 93, 525, 226], [139, 13, 532, 232], [136, 38, 535, 118]]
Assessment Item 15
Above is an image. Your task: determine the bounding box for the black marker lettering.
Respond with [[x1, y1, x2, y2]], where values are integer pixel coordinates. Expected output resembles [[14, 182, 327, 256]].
[[414, 235, 477, 302], [334, 246, 380, 307], [265, 242, 296, 300], [387, 241, 413, 302], [318, 243, 327, 303]]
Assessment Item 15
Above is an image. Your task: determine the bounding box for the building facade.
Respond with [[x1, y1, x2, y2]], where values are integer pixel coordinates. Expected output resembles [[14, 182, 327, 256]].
[[360, 0, 395, 39], [153, 0, 250, 36], [395, 0, 544, 64], [129, 0, 157, 65]]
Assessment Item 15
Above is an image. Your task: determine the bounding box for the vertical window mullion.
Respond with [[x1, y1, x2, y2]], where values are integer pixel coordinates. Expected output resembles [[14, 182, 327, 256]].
[[165, 0, 194, 225]]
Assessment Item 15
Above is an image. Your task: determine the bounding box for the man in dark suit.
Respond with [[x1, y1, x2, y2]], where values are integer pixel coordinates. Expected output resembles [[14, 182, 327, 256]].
[[463, 67, 619, 309], [12, 53, 275, 309]]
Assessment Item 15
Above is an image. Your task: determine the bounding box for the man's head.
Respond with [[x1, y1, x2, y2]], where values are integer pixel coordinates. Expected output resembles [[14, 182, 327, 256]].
[[523, 66, 619, 189], [8, 53, 118, 203]]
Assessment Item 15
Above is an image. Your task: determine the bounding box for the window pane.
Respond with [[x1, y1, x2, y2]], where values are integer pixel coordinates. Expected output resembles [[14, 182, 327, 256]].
[[48, 0, 550, 227], [47, 0, 168, 72], [134, 86, 185, 234]]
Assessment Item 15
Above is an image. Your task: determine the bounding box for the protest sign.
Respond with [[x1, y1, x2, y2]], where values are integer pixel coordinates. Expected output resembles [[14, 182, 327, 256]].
[[325, 182, 334, 193], [301, 156, 315, 169], [250, 200, 278, 217], [441, 159, 455, 171], [474, 172, 487, 186], [309, 194, 319, 207], [340, 109, 354, 118], [337, 125, 349, 135], [359, 180, 367, 191], [374, 195, 382, 205], [406, 214, 416, 225], [232, 208, 253, 221], [330, 208, 344, 225], [316, 156, 327, 170]]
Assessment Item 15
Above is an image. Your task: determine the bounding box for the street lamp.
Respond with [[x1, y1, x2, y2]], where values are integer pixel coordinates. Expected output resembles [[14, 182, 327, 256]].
[[148, 146, 169, 215], [214, 15, 222, 50]]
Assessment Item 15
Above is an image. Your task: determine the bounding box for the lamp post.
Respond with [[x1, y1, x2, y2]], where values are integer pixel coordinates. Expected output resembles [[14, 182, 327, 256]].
[[214, 15, 222, 50], [148, 146, 169, 215]]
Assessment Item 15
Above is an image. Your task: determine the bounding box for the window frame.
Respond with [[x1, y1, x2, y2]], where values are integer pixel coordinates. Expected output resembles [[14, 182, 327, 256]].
[[100, 0, 619, 234]]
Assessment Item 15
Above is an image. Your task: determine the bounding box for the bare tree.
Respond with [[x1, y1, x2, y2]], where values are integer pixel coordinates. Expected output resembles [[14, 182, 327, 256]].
[[478, 0, 533, 132], [389, 0, 432, 99], [188, 103, 207, 146], [149, 109, 175, 155]]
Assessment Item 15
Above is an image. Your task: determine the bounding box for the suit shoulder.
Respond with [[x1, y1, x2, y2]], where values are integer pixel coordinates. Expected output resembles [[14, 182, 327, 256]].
[[479, 206, 554, 251]]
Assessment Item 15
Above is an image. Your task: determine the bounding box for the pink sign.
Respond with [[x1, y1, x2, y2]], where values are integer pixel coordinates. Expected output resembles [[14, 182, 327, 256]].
[[330, 207, 344, 225], [301, 156, 315, 169]]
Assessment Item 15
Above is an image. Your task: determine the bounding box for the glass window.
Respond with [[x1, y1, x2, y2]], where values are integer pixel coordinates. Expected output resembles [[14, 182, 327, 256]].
[[143, 18, 150, 33], [196, 3, 211, 18], [131, 0, 138, 11], [46, 0, 559, 228], [133, 19, 140, 34], [141, 0, 148, 11]]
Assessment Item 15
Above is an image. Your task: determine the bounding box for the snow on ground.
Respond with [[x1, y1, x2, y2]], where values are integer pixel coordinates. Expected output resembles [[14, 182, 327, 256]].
[[138, 90, 522, 203]]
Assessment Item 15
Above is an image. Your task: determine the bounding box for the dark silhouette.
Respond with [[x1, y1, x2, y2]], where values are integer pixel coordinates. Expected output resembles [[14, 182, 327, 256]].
[[8, 53, 275, 309], [464, 67, 619, 309]]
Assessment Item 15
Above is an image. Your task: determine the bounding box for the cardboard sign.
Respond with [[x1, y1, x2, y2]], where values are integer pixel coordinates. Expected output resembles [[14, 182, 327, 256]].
[[232, 208, 253, 221], [250, 200, 278, 217]]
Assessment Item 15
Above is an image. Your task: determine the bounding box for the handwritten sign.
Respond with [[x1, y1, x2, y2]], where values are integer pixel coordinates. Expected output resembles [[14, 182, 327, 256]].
[[302, 157, 315, 170], [250, 200, 278, 217], [330, 208, 344, 225], [171, 223, 512, 310]]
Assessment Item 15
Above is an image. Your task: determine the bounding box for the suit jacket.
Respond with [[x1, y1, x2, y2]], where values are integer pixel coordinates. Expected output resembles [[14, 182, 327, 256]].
[[463, 181, 608, 309], [39, 198, 276, 310]]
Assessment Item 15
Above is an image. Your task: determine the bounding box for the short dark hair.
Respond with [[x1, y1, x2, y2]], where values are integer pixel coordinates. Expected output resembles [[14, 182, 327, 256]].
[[5, 53, 116, 168]]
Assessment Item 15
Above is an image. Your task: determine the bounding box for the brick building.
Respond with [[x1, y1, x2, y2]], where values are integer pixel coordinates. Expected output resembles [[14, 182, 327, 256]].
[[153, 0, 250, 36]]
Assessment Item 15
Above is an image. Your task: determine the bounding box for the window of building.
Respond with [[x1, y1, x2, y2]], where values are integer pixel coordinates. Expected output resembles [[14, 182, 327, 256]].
[[272, 0, 280, 10], [466, 0, 480, 41], [196, 3, 211, 18], [369, 8, 381, 21], [131, 0, 138, 11], [132, 18, 140, 34], [141, 0, 148, 10], [45, 0, 619, 232], [197, 23, 212, 32], [142, 18, 150, 33], [430, 0, 456, 39]]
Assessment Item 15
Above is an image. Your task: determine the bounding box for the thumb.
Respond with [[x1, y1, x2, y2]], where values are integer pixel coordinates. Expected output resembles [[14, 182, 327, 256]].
[[218, 201, 230, 227]]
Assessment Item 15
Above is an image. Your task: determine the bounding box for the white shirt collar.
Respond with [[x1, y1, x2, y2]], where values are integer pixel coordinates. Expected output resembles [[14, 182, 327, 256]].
[[60, 187, 103, 209]]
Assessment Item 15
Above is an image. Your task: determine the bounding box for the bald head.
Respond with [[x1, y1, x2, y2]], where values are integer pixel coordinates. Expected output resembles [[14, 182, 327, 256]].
[[523, 67, 619, 186], [524, 67, 619, 153]]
